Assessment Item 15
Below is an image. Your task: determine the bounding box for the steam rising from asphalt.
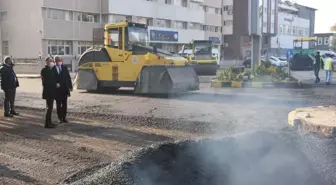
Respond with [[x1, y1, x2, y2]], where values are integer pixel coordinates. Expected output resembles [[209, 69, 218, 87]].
[[67, 132, 327, 185], [65, 81, 332, 185]]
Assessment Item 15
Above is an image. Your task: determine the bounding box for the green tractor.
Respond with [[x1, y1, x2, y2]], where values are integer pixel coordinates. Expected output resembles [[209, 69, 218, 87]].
[[290, 37, 317, 71]]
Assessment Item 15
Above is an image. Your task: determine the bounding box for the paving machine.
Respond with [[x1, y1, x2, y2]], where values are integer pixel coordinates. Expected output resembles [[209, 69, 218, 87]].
[[74, 21, 199, 94], [290, 37, 317, 70], [180, 40, 219, 76]]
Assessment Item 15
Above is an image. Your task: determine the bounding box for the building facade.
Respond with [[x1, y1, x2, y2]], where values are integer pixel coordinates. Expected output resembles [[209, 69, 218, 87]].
[[0, 0, 223, 71], [269, 0, 316, 56], [222, 0, 278, 60], [315, 33, 334, 51]]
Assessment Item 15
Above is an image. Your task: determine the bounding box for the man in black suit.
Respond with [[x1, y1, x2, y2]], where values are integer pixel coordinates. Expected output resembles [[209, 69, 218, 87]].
[[54, 56, 72, 123], [40, 56, 57, 128], [0, 56, 19, 117]]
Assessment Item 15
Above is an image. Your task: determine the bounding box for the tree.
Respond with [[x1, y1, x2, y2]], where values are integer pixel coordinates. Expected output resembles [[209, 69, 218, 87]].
[[330, 24, 336, 51], [331, 24, 336, 32]]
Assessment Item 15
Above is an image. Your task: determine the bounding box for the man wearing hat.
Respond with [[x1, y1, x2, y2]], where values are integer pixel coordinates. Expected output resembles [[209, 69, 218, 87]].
[[0, 56, 19, 117], [40, 56, 57, 128]]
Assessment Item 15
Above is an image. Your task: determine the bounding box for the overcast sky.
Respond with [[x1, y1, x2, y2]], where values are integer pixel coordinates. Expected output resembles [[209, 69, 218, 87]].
[[295, 0, 335, 33]]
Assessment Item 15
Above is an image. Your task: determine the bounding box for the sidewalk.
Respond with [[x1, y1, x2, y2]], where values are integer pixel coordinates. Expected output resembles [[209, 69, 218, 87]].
[[291, 70, 336, 84], [288, 106, 336, 137], [17, 72, 76, 79]]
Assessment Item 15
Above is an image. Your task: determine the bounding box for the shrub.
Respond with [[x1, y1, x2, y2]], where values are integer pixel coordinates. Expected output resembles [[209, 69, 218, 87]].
[[217, 63, 290, 82]]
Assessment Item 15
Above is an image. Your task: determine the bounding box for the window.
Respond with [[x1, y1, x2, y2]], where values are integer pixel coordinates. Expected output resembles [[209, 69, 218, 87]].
[[288, 26, 292, 35], [325, 37, 330, 45], [292, 27, 296, 36], [284, 25, 288, 34], [207, 7, 216, 14], [107, 28, 119, 48], [78, 41, 93, 55], [223, 5, 233, 15], [42, 8, 73, 21], [189, 22, 201, 30], [108, 14, 132, 23], [156, 19, 171, 28], [279, 25, 283, 34], [174, 0, 187, 7], [215, 8, 221, 15], [158, 0, 172, 4], [47, 40, 72, 55], [0, 11, 7, 22], [174, 21, 187, 29], [190, 2, 202, 9], [205, 25, 217, 32], [76, 12, 100, 23], [2, 41, 9, 55], [223, 20, 233, 26], [298, 28, 303, 36], [318, 37, 323, 45]]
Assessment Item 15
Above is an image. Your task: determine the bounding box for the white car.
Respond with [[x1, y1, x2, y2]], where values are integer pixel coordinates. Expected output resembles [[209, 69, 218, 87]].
[[261, 56, 287, 67]]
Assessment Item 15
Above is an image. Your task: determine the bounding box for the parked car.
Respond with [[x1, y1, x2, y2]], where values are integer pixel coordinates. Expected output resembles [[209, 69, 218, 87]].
[[261, 56, 287, 67], [243, 56, 287, 68]]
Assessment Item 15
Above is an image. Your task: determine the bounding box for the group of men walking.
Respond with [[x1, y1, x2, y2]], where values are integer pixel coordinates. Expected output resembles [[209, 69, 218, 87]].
[[41, 56, 72, 128], [314, 51, 334, 85]]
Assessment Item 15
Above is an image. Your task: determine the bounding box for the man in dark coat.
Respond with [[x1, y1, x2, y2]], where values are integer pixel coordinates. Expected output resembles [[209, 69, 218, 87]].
[[0, 56, 19, 117], [54, 56, 72, 123], [314, 51, 324, 83], [40, 56, 57, 128]]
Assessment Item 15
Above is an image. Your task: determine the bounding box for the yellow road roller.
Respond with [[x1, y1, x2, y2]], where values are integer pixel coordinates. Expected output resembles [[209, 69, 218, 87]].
[[180, 40, 219, 76], [74, 21, 199, 94]]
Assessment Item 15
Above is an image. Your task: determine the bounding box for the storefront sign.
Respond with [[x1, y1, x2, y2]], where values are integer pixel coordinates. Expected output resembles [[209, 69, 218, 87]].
[[150, 30, 178, 42], [209, 37, 221, 44]]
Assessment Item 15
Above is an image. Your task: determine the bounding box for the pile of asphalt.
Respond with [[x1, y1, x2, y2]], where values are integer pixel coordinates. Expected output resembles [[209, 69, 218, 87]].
[[64, 131, 328, 185]]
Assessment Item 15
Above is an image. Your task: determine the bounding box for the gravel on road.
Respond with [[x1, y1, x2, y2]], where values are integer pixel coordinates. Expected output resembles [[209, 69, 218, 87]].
[[1, 77, 336, 184]]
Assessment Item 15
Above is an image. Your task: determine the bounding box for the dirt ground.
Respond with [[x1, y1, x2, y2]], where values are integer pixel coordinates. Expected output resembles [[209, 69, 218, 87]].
[[2, 78, 336, 184], [0, 109, 200, 185]]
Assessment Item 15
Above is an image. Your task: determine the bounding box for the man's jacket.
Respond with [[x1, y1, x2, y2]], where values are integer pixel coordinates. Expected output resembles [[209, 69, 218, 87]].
[[0, 64, 19, 90], [55, 65, 72, 99], [41, 65, 57, 100], [314, 55, 324, 68]]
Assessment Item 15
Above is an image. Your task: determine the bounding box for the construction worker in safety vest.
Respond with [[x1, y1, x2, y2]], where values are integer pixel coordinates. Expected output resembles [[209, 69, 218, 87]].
[[314, 51, 324, 83], [324, 57, 334, 85]]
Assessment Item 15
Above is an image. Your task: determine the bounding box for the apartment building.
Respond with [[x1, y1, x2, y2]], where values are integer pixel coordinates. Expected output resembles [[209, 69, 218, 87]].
[[222, 0, 278, 60], [0, 6, 5, 60], [0, 0, 223, 70], [315, 33, 334, 51], [270, 1, 316, 56]]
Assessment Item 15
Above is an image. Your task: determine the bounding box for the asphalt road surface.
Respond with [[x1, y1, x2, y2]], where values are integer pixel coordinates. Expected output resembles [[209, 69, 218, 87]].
[[0, 77, 336, 184]]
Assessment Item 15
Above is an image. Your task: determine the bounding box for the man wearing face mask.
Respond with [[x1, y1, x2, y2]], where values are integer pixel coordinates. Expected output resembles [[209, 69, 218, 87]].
[[54, 56, 72, 123], [40, 56, 57, 128], [0, 56, 19, 117]]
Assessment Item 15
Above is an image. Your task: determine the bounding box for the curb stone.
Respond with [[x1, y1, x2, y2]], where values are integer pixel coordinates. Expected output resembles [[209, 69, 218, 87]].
[[210, 80, 303, 89], [288, 107, 336, 137]]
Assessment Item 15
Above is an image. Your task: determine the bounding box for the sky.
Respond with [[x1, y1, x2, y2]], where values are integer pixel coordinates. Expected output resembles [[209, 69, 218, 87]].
[[295, 0, 335, 33]]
